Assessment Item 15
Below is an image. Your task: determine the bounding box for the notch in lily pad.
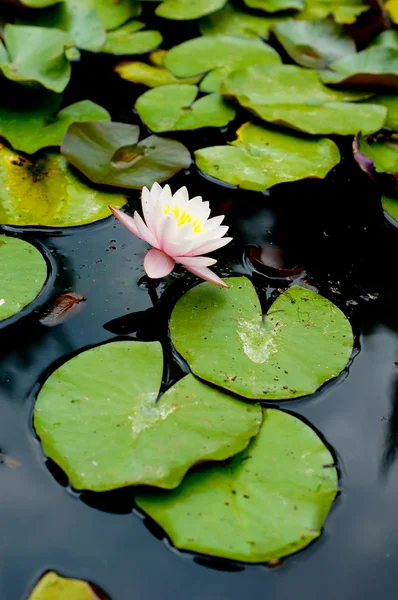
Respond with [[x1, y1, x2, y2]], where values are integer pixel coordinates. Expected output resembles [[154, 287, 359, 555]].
[[61, 121, 191, 189]]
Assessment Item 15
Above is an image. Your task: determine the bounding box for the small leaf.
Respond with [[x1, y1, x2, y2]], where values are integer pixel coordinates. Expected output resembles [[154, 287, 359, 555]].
[[170, 277, 353, 400], [40, 293, 86, 327], [156, 0, 227, 19], [200, 4, 290, 39], [61, 121, 191, 189], [195, 122, 340, 191], [136, 84, 236, 132], [101, 21, 162, 55], [28, 571, 106, 600], [34, 341, 262, 491], [0, 145, 126, 227], [135, 409, 338, 563], [0, 236, 47, 323], [355, 132, 398, 176], [244, 0, 304, 13]]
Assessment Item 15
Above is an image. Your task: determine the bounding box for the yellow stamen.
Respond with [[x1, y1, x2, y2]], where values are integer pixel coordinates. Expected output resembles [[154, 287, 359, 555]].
[[164, 204, 203, 232]]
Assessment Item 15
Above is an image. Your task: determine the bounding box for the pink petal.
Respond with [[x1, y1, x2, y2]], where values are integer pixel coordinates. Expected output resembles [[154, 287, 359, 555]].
[[109, 206, 142, 239], [144, 248, 175, 279], [141, 187, 156, 233], [186, 236, 233, 256], [184, 265, 228, 288], [134, 212, 159, 248], [177, 256, 217, 267]]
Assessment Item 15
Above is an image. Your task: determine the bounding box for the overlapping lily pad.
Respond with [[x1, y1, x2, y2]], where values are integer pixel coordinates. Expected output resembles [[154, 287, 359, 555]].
[[136, 84, 236, 132], [61, 121, 191, 189], [165, 35, 281, 92], [195, 122, 340, 191], [199, 4, 289, 38], [0, 25, 71, 92], [101, 21, 162, 55], [34, 341, 262, 491], [155, 0, 227, 20], [368, 96, 398, 131], [135, 409, 338, 563], [0, 236, 47, 323], [170, 277, 353, 400], [298, 0, 369, 23], [272, 19, 356, 69], [221, 63, 386, 135], [244, 0, 303, 13], [320, 46, 398, 88], [0, 145, 126, 227], [29, 571, 104, 600]]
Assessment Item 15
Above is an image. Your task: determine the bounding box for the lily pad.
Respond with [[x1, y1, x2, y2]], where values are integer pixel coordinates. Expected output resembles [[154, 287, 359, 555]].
[[368, 96, 398, 131], [195, 122, 340, 191], [61, 121, 191, 189], [0, 236, 47, 323], [170, 277, 353, 400], [221, 63, 386, 135], [272, 19, 356, 69], [355, 133, 398, 176], [135, 408, 338, 563], [0, 92, 110, 154], [385, 0, 398, 24], [156, 0, 227, 20], [0, 25, 71, 93], [135, 85, 236, 132], [199, 4, 290, 39], [298, 0, 369, 23], [0, 145, 126, 227], [244, 0, 303, 13], [369, 30, 398, 50], [320, 46, 398, 88], [382, 195, 398, 224], [14, 0, 60, 6], [34, 341, 262, 491], [165, 35, 281, 92], [29, 571, 104, 600], [102, 21, 162, 55]]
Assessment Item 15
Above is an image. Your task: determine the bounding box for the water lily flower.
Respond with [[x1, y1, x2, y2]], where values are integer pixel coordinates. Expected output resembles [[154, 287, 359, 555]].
[[109, 182, 232, 287]]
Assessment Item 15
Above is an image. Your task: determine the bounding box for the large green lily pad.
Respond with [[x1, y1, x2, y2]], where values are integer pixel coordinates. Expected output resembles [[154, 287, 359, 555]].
[[34, 341, 262, 491], [195, 122, 340, 191], [199, 4, 289, 39], [102, 21, 162, 55], [382, 195, 398, 224], [136, 84, 236, 132], [0, 93, 110, 154], [272, 19, 356, 69], [356, 133, 398, 175], [320, 46, 398, 88], [244, 0, 303, 13], [0, 145, 126, 227], [156, 0, 227, 20], [135, 408, 338, 563], [298, 0, 369, 23], [165, 35, 281, 92], [29, 571, 103, 600], [0, 25, 71, 93], [221, 64, 386, 135], [170, 277, 353, 400], [0, 236, 47, 323], [61, 121, 191, 189]]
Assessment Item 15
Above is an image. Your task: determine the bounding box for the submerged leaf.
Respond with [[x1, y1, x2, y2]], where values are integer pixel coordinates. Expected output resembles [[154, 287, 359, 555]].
[[156, 0, 227, 19], [170, 277, 353, 400], [195, 122, 340, 191], [135, 409, 338, 563], [0, 236, 47, 323], [34, 341, 262, 491], [28, 571, 105, 600], [61, 121, 191, 189]]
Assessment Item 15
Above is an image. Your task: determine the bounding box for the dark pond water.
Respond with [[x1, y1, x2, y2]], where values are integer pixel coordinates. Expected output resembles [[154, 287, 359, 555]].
[[1, 10, 398, 600]]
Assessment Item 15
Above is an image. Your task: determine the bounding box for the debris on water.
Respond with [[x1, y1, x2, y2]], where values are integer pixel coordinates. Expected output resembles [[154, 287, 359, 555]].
[[40, 292, 86, 327]]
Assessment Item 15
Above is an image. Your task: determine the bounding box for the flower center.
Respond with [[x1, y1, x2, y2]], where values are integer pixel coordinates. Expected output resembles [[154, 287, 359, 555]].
[[163, 204, 203, 233]]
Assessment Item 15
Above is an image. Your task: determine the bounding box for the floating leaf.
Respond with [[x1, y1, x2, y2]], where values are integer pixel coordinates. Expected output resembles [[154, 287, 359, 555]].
[[135, 409, 338, 563], [170, 277, 353, 400], [165, 35, 281, 92], [369, 30, 398, 50], [195, 122, 340, 191], [34, 341, 262, 491], [136, 84, 236, 132], [0, 236, 47, 323], [354, 132, 398, 179], [221, 63, 386, 135], [244, 0, 303, 13], [0, 25, 71, 93], [102, 21, 162, 55], [298, 0, 369, 24], [13, 0, 60, 6], [385, 0, 398, 24], [61, 121, 191, 189], [368, 96, 398, 131], [28, 571, 105, 600], [0, 92, 110, 154], [40, 293, 86, 327], [272, 19, 356, 69], [199, 4, 289, 38], [0, 145, 126, 227], [156, 0, 227, 19], [95, 0, 142, 30], [320, 46, 398, 88], [382, 194, 398, 224]]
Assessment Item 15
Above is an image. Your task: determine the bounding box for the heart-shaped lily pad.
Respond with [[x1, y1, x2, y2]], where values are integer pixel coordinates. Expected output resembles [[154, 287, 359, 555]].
[[298, 0, 369, 23], [199, 4, 290, 39], [29, 571, 105, 600], [101, 21, 162, 55], [272, 19, 356, 69], [0, 236, 47, 323], [0, 91, 110, 154], [0, 25, 71, 93], [170, 277, 353, 400], [34, 341, 262, 491], [320, 46, 398, 88], [244, 0, 303, 12], [221, 63, 386, 135], [135, 408, 338, 563], [0, 145, 126, 227], [155, 0, 227, 20], [165, 35, 281, 92], [61, 121, 191, 189], [195, 122, 340, 191], [135, 84, 236, 132]]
